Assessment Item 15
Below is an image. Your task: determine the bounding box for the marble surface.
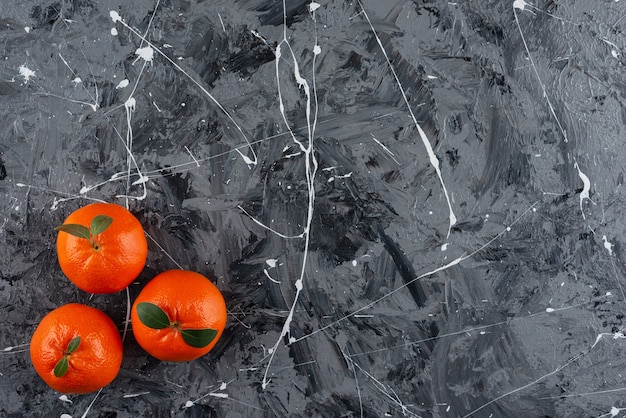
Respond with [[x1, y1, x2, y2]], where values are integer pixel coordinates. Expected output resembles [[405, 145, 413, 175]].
[[2, 0, 626, 416]]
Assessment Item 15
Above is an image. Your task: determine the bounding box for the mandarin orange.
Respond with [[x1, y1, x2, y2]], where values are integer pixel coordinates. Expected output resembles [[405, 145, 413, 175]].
[[56, 202, 147, 294], [131, 269, 227, 362], [30, 303, 123, 394]]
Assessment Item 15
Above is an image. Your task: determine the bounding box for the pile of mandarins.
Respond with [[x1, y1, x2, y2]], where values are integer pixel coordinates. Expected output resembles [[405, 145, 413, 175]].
[[29, 202, 227, 394]]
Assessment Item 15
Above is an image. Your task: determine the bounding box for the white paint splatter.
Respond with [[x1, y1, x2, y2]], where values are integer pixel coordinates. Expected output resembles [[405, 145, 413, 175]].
[[109, 10, 122, 23], [371, 134, 400, 165], [18, 65, 35, 82], [218, 13, 226, 32], [184, 146, 200, 167], [135, 46, 154, 63], [24, 27, 30, 33], [513, 0, 527, 10], [309, 2, 321, 12], [122, 391, 150, 398], [266, 259, 278, 268], [111, 27, 118, 36], [263, 269, 281, 284], [58, 395, 72, 404], [602, 235, 613, 255], [441, 243, 448, 251], [241, 154, 255, 166], [116, 79, 130, 89], [574, 162, 591, 219], [357, 1, 456, 236], [513, 2, 567, 142], [602, 38, 620, 54], [131, 174, 150, 186], [260, 8, 322, 385], [124, 97, 136, 112]]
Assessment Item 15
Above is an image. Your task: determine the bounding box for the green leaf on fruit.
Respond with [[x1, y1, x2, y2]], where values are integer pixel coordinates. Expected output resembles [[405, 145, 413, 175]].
[[136, 302, 170, 329], [90, 215, 113, 236], [55, 214, 112, 239], [66, 336, 81, 354], [53, 336, 81, 378], [180, 328, 218, 348], [55, 223, 91, 239], [55, 214, 113, 249], [53, 356, 69, 377]]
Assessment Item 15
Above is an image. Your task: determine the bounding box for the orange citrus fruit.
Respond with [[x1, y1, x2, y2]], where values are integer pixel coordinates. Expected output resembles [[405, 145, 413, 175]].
[[56, 202, 148, 294], [131, 269, 227, 362], [30, 303, 124, 394]]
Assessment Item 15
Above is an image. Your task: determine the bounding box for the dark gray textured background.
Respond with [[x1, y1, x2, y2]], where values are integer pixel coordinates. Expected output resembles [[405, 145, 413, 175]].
[[2, 0, 626, 416]]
